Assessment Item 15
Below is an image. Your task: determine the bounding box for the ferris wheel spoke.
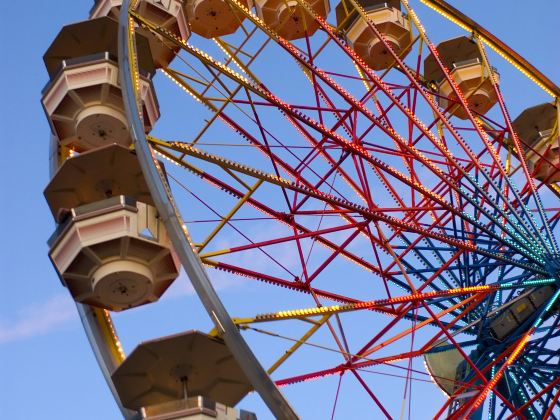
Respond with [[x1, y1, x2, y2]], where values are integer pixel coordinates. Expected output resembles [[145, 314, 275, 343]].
[[173, 143, 544, 294], [510, 367, 554, 417], [348, 369, 392, 418], [158, 22, 553, 262], [198, 221, 364, 259], [161, 120, 544, 272], [356, 292, 486, 361], [142, 1, 560, 417], [264, 298, 494, 412], [543, 388, 560, 419], [387, 209, 540, 285], [161, 69, 369, 208], [349, 3, 554, 254], [147, 8, 504, 222], [475, 36, 559, 254], [165, 140, 549, 273], [150, 0, 556, 260], [441, 290, 560, 417], [410, 18, 556, 259]]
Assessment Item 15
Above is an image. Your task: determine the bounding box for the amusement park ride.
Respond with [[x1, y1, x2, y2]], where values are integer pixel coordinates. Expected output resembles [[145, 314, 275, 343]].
[[41, 0, 560, 418]]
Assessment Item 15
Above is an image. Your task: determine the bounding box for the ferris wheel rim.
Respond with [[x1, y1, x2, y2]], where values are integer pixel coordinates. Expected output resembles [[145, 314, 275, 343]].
[[117, 0, 299, 418]]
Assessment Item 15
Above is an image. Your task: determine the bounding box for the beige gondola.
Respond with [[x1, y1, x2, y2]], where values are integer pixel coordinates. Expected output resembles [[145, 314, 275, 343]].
[[255, 0, 330, 40], [112, 331, 252, 418], [184, 0, 253, 39], [336, 0, 411, 70], [90, 0, 190, 68], [512, 102, 559, 183], [42, 17, 159, 151], [424, 36, 499, 119], [45, 146, 180, 312]]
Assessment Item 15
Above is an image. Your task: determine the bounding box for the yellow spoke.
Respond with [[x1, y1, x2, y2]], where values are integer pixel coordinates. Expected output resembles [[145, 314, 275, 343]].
[[267, 315, 331, 374], [197, 179, 264, 253]]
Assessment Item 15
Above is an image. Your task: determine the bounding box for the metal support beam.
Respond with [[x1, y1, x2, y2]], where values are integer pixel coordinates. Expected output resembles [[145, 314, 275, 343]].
[[118, 2, 298, 418], [48, 135, 141, 420]]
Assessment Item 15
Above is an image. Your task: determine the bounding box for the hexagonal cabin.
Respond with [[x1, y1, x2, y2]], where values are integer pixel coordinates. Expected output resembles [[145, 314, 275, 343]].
[[336, 0, 411, 70], [90, 0, 190, 68], [42, 17, 159, 152], [184, 0, 253, 39], [112, 331, 252, 415], [424, 36, 499, 119], [512, 102, 559, 183], [255, 0, 330, 40], [45, 145, 180, 311]]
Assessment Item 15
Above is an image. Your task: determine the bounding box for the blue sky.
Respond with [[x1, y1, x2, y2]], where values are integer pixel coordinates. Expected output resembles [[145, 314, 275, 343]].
[[1, 1, 559, 419]]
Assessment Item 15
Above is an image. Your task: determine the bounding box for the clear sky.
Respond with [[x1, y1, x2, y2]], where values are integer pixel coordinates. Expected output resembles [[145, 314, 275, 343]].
[[1, 1, 559, 419]]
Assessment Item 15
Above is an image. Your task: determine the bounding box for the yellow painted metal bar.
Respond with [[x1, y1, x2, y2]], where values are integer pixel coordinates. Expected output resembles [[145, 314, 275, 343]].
[[555, 97, 560, 140], [160, 68, 204, 104], [149, 138, 275, 198], [57, 144, 126, 366], [148, 145, 282, 260], [549, 183, 560, 198], [207, 312, 325, 333], [199, 248, 231, 259], [93, 308, 126, 363], [214, 38, 260, 83], [208, 317, 258, 337], [221, 167, 253, 191], [151, 142, 209, 179], [127, 15, 143, 113], [255, 284, 497, 322], [267, 315, 330, 374], [420, 0, 559, 98], [164, 68, 211, 87], [207, 314, 330, 373], [197, 179, 264, 252], [154, 140, 296, 189], [161, 67, 245, 147], [221, 39, 254, 59]]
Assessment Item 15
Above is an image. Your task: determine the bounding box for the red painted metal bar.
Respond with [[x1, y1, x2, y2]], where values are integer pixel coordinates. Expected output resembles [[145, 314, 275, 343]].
[[355, 293, 485, 365], [312, 5, 546, 249], [154, 145, 390, 276], [132, 4, 558, 418], [542, 387, 560, 419], [432, 335, 532, 418], [210, 260, 395, 315], [504, 376, 560, 420], [162, 142, 533, 269], [168, 140, 541, 271], [160, 46, 544, 280], [272, 294, 483, 388], [305, 224, 367, 284], [163, 13, 540, 256], [351, 369, 392, 419]]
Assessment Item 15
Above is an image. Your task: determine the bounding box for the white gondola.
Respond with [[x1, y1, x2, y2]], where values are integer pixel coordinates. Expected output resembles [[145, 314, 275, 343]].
[[49, 196, 180, 311]]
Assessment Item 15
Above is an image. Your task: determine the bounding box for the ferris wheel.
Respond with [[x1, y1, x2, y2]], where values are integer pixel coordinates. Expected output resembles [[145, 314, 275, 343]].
[[41, 0, 560, 418]]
